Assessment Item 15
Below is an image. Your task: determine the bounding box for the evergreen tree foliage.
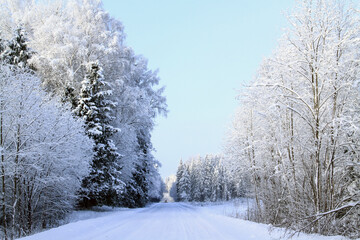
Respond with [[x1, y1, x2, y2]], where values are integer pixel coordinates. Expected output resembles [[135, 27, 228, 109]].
[[178, 167, 191, 201], [175, 155, 235, 202], [2, 27, 34, 69], [203, 156, 214, 201], [122, 162, 148, 208], [121, 128, 160, 207], [189, 161, 200, 201], [175, 159, 184, 200], [75, 62, 123, 208]]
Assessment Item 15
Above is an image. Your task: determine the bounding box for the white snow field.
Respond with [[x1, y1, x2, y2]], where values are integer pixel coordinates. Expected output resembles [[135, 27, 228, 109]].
[[19, 202, 348, 240]]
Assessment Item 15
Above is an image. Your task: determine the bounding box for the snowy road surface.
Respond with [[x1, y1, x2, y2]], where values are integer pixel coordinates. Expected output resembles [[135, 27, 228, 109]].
[[20, 202, 346, 240]]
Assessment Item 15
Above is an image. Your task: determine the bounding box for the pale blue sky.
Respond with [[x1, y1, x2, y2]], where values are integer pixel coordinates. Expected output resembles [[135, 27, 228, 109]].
[[102, 0, 295, 178]]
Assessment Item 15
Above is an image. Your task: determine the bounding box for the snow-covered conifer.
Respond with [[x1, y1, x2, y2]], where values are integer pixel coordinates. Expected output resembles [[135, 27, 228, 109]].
[[75, 62, 123, 208], [202, 155, 214, 201], [2, 27, 34, 69], [179, 167, 191, 201], [175, 155, 234, 202], [175, 159, 184, 200]]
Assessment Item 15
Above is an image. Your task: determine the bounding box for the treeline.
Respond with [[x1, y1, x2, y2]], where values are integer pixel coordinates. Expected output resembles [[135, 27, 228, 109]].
[[0, 0, 166, 239], [175, 155, 241, 202], [225, 0, 359, 238]]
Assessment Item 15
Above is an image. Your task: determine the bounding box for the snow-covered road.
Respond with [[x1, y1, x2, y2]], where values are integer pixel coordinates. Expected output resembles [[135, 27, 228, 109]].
[[20, 202, 346, 240]]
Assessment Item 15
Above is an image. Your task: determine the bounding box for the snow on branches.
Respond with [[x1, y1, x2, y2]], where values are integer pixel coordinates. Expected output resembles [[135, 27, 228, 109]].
[[225, 0, 360, 238], [0, 0, 167, 238]]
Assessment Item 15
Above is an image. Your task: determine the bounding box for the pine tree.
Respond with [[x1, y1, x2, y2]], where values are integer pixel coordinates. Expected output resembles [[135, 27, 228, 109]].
[[122, 133, 151, 208], [134, 132, 151, 206], [192, 167, 203, 201], [123, 162, 148, 208], [75, 62, 123, 208], [188, 162, 197, 201], [2, 27, 34, 69], [179, 167, 191, 201], [203, 156, 213, 201], [175, 159, 184, 201], [215, 164, 229, 201]]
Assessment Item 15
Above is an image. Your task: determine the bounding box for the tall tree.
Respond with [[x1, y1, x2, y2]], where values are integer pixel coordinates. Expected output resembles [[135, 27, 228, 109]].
[[75, 62, 123, 208], [178, 166, 191, 201], [176, 159, 184, 201]]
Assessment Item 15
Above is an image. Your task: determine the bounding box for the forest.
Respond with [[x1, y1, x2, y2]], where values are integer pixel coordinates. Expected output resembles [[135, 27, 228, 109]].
[[0, 0, 166, 239], [174, 155, 238, 202]]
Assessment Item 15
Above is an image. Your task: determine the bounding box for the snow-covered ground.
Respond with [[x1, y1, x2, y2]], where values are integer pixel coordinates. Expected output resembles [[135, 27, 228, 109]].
[[19, 201, 349, 240]]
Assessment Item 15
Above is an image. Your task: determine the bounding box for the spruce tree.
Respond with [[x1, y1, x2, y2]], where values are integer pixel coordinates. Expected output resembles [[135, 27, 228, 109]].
[[203, 157, 213, 201], [122, 134, 150, 208], [123, 162, 148, 208], [75, 62, 122, 208], [176, 159, 184, 201], [178, 167, 191, 201], [192, 165, 202, 201], [2, 27, 34, 69], [133, 133, 151, 206]]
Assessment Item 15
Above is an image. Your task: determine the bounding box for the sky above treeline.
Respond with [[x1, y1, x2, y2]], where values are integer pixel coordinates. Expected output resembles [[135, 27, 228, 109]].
[[102, 0, 295, 178]]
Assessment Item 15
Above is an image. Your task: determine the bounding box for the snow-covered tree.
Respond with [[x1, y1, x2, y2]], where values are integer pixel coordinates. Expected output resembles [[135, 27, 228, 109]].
[[225, 0, 360, 237], [178, 167, 191, 201], [111, 52, 167, 206], [147, 170, 165, 202], [175, 159, 184, 200], [189, 158, 201, 201], [1, 26, 33, 69], [202, 155, 214, 201], [0, 64, 93, 239], [122, 163, 148, 208], [0, 27, 93, 238], [175, 155, 235, 203], [75, 62, 123, 208]]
